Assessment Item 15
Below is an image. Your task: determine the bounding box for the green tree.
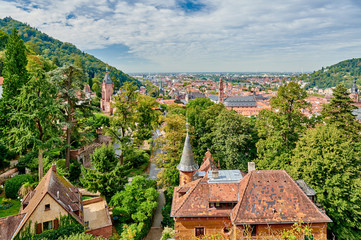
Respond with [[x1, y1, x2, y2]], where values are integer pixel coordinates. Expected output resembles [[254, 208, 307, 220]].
[[134, 94, 160, 143], [0, 29, 9, 50], [8, 68, 62, 179], [81, 144, 128, 201], [49, 64, 91, 168], [2, 28, 28, 101], [211, 110, 256, 171], [256, 82, 310, 170], [108, 82, 138, 164], [291, 124, 361, 239], [321, 84, 361, 139]]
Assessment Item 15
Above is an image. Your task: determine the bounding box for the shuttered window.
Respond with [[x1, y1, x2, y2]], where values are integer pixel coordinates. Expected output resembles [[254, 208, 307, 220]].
[[195, 227, 205, 237], [36, 223, 42, 234], [54, 218, 59, 229]]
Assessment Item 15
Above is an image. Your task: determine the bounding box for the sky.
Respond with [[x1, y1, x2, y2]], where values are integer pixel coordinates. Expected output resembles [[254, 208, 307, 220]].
[[1, 0, 361, 73]]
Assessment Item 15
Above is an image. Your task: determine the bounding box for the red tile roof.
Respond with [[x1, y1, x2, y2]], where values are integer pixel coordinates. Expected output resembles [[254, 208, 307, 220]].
[[231, 170, 332, 225], [0, 76, 3, 85], [172, 169, 332, 225]]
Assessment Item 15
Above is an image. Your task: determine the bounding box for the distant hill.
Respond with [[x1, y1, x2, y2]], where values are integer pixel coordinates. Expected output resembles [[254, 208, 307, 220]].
[[0, 17, 139, 87], [304, 58, 361, 89]]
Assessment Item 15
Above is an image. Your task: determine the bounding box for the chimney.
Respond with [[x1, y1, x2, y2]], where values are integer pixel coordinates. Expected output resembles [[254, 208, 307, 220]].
[[248, 162, 255, 173], [57, 191, 60, 200], [212, 168, 219, 179], [51, 163, 57, 173]]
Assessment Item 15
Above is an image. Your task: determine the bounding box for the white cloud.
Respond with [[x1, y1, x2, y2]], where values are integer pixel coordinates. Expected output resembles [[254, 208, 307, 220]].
[[1, 0, 361, 72]]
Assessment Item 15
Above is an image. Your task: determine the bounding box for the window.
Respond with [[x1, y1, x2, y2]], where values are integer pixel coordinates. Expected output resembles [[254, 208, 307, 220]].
[[45, 204, 50, 211], [250, 225, 257, 236], [43, 221, 53, 230], [223, 227, 231, 234], [305, 235, 314, 240], [195, 227, 205, 237]]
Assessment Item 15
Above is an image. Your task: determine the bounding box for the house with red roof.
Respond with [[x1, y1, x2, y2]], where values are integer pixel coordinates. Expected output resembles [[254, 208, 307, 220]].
[[171, 128, 331, 239]]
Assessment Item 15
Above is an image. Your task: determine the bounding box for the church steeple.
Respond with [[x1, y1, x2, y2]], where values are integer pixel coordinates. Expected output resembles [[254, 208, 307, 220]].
[[177, 121, 199, 185], [219, 78, 224, 103]]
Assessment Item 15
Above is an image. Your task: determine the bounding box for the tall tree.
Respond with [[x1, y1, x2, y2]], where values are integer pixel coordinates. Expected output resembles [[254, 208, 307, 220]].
[[49, 64, 90, 168], [134, 94, 160, 144], [8, 68, 62, 180], [0, 28, 29, 142], [108, 82, 138, 164], [290, 124, 361, 239], [211, 110, 256, 171], [256, 82, 311, 170], [321, 84, 361, 139], [81, 144, 128, 201], [2, 28, 28, 101]]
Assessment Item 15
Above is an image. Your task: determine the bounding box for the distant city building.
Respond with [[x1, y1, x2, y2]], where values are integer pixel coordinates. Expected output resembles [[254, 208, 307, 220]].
[[100, 67, 114, 115]]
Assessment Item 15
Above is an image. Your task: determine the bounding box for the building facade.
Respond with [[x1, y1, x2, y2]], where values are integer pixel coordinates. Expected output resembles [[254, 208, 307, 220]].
[[100, 68, 114, 115]]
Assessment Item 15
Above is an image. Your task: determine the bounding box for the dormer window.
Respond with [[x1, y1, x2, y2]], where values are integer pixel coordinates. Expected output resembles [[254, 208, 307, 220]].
[[45, 204, 50, 211]]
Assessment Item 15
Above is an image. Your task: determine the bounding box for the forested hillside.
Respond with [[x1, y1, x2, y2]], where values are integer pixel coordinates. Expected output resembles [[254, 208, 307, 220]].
[[303, 58, 361, 89], [0, 17, 139, 88]]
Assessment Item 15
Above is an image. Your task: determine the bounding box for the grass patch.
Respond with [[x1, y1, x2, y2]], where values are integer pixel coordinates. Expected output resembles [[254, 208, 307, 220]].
[[82, 196, 94, 200], [0, 196, 21, 218]]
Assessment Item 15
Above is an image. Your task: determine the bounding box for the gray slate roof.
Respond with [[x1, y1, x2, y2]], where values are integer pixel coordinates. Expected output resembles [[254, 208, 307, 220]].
[[103, 72, 112, 84], [208, 95, 257, 107], [177, 133, 199, 172], [295, 180, 317, 196]]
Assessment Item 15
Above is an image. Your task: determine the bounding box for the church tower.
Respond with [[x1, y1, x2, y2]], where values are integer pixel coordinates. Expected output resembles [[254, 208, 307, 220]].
[[219, 78, 224, 104], [177, 122, 199, 186], [351, 79, 359, 102], [100, 67, 114, 115]]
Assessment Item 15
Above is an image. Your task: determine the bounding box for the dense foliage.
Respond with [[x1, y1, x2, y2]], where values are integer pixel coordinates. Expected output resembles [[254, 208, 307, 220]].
[[290, 124, 361, 239], [110, 176, 159, 240], [304, 58, 361, 89], [59, 233, 105, 240], [5, 174, 34, 199], [0, 17, 139, 88], [81, 144, 128, 201]]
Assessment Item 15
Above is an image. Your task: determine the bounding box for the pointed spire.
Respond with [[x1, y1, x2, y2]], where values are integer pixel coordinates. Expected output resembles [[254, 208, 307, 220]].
[[103, 67, 112, 84], [177, 119, 199, 172]]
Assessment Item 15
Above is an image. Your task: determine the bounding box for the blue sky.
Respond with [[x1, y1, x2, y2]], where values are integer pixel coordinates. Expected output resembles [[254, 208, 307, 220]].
[[1, 0, 361, 73]]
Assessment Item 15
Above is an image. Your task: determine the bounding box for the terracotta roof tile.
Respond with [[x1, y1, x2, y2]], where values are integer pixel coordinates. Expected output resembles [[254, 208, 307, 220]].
[[231, 170, 332, 224], [0, 76, 3, 85]]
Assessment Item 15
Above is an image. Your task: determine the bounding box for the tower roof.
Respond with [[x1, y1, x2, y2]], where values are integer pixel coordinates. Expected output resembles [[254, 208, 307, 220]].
[[103, 69, 112, 84], [177, 124, 199, 172], [351, 80, 358, 94]]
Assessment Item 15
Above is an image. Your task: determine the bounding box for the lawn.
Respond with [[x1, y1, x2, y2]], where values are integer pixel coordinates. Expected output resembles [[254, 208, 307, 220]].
[[0, 196, 21, 218]]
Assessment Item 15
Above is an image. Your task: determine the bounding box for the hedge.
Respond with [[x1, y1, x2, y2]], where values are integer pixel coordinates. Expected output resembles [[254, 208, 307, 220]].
[[5, 174, 34, 199]]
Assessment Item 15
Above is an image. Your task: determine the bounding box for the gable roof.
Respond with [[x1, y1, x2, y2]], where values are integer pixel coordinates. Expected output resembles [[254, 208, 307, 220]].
[[0, 214, 26, 240], [231, 170, 332, 225], [198, 151, 215, 172], [14, 165, 82, 237], [171, 176, 240, 218]]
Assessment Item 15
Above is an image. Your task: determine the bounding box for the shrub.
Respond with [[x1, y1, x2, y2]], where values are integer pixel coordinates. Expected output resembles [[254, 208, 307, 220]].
[[5, 174, 34, 199], [59, 233, 105, 240], [161, 187, 174, 228], [17, 152, 38, 173]]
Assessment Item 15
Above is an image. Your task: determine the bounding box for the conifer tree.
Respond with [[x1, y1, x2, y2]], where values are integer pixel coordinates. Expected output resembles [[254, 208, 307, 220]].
[[0, 28, 28, 143], [9, 68, 62, 180], [81, 144, 128, 201], [2, 28, 28, 101], [49, 64, 90, 168], [321, 84, 361, 139]]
